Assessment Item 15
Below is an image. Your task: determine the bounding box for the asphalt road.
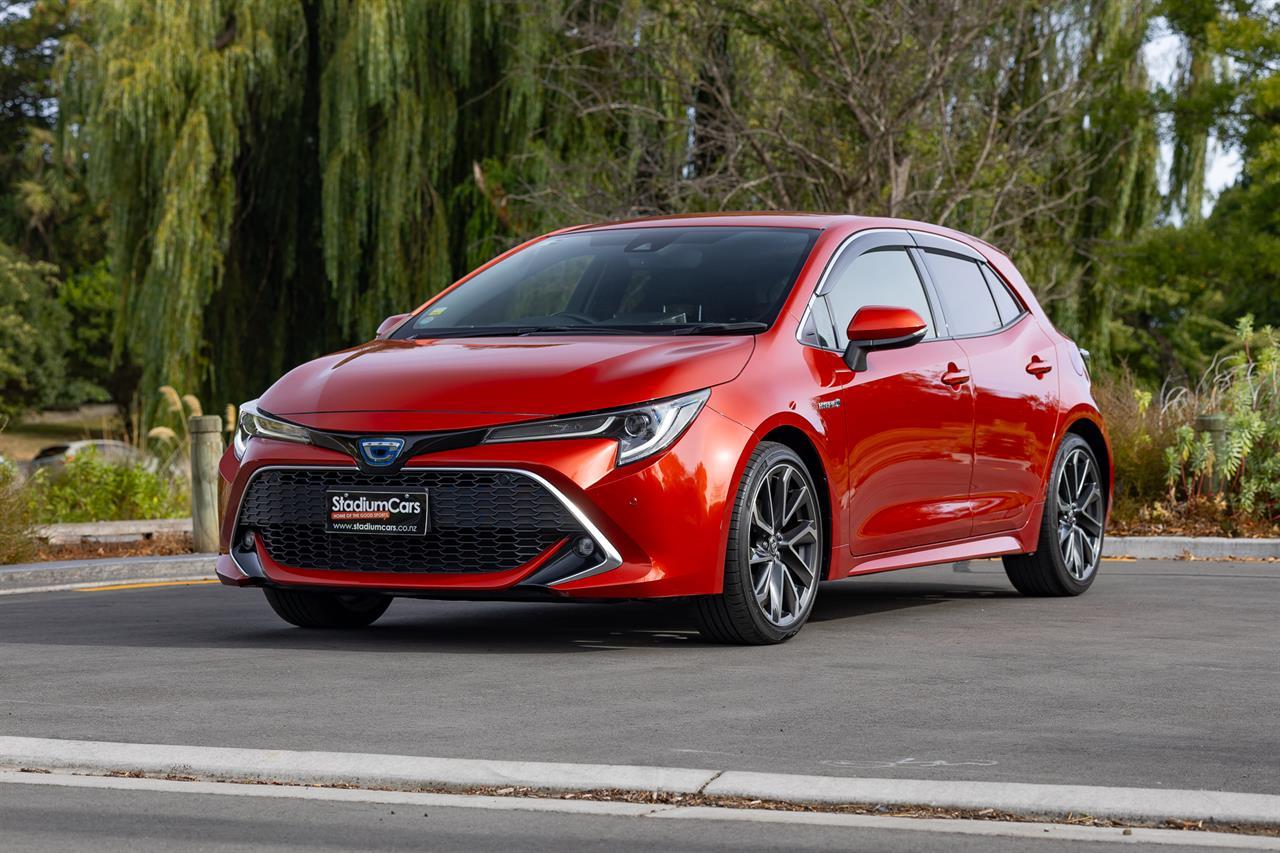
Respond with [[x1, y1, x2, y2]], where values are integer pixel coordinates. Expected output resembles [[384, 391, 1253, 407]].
[[0, 781, 1231, 853], [3, 558, 1278, 798]]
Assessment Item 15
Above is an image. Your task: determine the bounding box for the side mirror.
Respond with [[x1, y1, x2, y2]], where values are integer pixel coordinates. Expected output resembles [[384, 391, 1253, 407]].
[[843, 306, 927, 371], [375, 313, 409, 339]]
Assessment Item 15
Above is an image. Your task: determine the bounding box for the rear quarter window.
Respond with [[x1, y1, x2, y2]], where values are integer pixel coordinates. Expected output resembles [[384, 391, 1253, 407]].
[[981, 264, 1025, 325]]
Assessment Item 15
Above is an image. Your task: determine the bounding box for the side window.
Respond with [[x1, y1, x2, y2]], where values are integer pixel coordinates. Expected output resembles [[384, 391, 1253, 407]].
[[981, 264, 1024, 325], [824, 248, 936, 348], [799, 298, 838, 348], [922, 251, 1000, 336]]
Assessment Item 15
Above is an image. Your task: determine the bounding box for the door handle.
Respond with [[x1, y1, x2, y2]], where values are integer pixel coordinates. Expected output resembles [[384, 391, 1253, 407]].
[[1026, 356, 1053, 377], [941, 363, 970, 387]]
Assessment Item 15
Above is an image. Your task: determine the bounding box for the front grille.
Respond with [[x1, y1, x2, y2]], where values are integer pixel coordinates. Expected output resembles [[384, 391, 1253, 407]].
[[238, 468, 582, 573]]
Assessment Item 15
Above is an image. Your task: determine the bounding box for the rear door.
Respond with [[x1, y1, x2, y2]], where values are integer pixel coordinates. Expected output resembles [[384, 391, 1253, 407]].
[[915, 236, 1060, 536], [802, 231, 976, 556]]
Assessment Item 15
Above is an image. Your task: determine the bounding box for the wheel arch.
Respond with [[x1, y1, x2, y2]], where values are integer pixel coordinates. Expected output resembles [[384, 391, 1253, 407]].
[[757, 424, 835, 581], [1062, 415, 1112, 512]]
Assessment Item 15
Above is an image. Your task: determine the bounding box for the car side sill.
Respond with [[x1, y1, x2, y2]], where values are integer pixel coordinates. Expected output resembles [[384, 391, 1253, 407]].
[[843, 534, 1025, 578]]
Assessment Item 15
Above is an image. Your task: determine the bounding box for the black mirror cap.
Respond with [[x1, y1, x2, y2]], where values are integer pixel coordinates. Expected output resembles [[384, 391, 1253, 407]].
[[841, 327, 928, 371]]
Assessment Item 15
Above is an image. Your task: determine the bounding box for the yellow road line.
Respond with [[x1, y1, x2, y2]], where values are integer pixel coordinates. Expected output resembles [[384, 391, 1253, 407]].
[[76, 579, 219, 593]]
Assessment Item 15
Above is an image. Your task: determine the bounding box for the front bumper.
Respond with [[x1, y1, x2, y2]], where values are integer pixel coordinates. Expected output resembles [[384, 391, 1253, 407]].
[[216, 404, 752, 599]]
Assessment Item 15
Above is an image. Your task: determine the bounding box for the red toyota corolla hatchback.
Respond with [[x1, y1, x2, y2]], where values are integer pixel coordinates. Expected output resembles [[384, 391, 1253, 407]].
[[218, 213, 1110, 644]]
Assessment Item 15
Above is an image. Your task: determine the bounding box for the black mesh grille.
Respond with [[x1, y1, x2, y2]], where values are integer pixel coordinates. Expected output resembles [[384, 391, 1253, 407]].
[[238, 468, 582, 573]]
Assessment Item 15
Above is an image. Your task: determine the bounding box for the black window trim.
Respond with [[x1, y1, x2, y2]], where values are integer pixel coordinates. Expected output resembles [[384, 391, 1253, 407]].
[[910, 234, 1028, 342], [978, 260, 1028, 326], [796, 227, 1030, 354], [796, 228, 943, 353]]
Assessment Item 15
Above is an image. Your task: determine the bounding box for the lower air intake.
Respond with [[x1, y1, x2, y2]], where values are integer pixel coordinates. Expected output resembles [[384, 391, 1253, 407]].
[[237, 468, 583, 573]]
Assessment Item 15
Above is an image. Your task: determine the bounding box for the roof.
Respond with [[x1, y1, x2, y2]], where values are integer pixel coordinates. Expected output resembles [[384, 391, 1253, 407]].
[[560, 212, 1007, 258], [564, 211, 863, 231]]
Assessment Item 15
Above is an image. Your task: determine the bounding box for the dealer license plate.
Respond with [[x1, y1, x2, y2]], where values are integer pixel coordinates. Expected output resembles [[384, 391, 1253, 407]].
[[325, 488, 429, 536]]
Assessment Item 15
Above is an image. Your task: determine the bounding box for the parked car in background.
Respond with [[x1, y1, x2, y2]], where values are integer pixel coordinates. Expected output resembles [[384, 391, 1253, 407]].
[[218, 213, 1111, 644], [30, 440, 150, 476]]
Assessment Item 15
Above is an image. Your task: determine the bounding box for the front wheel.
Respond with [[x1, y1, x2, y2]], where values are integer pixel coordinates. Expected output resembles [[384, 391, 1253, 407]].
[[1003, 433, 1105, 596], [263, 588, 392, 629], [695, 442, 824, 644]]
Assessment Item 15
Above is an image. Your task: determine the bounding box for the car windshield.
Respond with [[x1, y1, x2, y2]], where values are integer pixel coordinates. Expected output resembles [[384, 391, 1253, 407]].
[[395, 226, 819, 339]]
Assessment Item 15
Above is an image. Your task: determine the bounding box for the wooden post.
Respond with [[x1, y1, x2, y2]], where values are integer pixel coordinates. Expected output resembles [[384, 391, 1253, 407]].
[[189, 415, 224, 553], [1194, 413, 1227, 493]]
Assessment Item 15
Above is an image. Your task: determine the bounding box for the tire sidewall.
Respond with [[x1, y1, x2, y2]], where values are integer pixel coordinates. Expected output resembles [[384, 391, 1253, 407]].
[[1043, 434, 1103, 594], [728, 444, 823, 641]]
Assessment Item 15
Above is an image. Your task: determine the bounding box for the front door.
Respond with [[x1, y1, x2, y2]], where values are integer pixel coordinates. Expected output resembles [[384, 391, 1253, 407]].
[[813, 236, 976, 556], [842, 340, 977, 554]]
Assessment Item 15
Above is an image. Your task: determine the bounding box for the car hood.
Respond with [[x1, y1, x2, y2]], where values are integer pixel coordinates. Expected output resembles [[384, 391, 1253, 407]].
[[258, 336, 754, 432]]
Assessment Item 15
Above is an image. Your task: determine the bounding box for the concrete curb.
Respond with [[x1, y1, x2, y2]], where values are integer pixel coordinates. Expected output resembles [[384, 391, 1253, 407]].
[[705, 770, 1280, 826], [8, 772, 1280, 850], [2, 736, 1278, 827], [36, 518, 192, 545], [0, 737, 713, 797], [0, 554, 216, 594], [1105, 536, 1280, 560]]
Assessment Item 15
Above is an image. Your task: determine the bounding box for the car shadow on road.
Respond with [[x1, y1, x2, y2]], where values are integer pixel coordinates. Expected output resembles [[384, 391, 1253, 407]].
[[808, 577, 1018, 625], [2, 567, 1018, 655]]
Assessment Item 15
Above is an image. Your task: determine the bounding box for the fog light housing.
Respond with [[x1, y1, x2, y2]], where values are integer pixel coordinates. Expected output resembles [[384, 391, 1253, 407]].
[[240, 530, 256, 551], [573, 536, 597, 558]]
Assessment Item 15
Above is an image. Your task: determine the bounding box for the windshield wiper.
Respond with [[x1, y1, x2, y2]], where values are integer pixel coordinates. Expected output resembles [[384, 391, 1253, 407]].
[[667, 322, 768, 335], [517, 323, 768, 336], [514, 325, 639, 336], [407, 325, 635, 340], [407, 327, 527, 340]]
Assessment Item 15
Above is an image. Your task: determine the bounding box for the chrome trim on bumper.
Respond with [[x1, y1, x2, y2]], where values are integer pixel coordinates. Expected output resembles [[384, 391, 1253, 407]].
[[229, 464, 623, 586]]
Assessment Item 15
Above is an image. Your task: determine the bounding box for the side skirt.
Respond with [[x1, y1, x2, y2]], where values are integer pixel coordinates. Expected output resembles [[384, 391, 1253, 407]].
[[832, 503, 1045, 579], [842, 534, 1024, 578]]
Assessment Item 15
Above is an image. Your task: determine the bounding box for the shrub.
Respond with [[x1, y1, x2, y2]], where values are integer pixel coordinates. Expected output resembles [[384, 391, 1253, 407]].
[[0, 460, 35, 564], [145, 385, 234, 477], [24, 449, 189, 524], [1092, 368, 1181, 524], [1163, 317, 1280, 521]]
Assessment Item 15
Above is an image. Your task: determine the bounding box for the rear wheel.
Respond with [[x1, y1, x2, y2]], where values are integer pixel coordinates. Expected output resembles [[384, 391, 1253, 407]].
[[1003, 433, 1105, 596], [263, 588, 392, 629], [696, 442, 823, 644]]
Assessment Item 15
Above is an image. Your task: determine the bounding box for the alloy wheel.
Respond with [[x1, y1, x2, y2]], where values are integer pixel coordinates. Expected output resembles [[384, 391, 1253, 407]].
[[748, 462, 821, 628], [1055, 448, 1104, 581]]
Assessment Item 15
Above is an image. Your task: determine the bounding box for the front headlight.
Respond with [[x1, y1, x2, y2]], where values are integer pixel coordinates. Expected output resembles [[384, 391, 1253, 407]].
[[233, 400, 311, 459], [482, 389, 710, 466]]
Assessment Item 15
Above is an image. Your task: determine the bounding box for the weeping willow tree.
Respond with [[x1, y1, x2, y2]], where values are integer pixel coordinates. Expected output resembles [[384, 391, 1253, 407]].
[[1164, 0, 1220, 225], [1070, 0, 1160, 364], [60, 0, 569, 409]]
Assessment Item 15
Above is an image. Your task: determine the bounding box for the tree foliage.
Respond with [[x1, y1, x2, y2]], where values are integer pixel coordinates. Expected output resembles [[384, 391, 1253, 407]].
[[0, 1, 103, 268], [0, 240, 68, 419], [5, 0, 1269, 417], [1109, 0, 1280, 378], [59, 0, 575, 407]]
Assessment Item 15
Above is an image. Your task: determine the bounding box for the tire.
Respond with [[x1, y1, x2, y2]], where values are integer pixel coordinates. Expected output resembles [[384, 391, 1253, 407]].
[[695, 442, 824, 644], [263, 587, 392, 629], [1003, 433, 1105, 597]]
